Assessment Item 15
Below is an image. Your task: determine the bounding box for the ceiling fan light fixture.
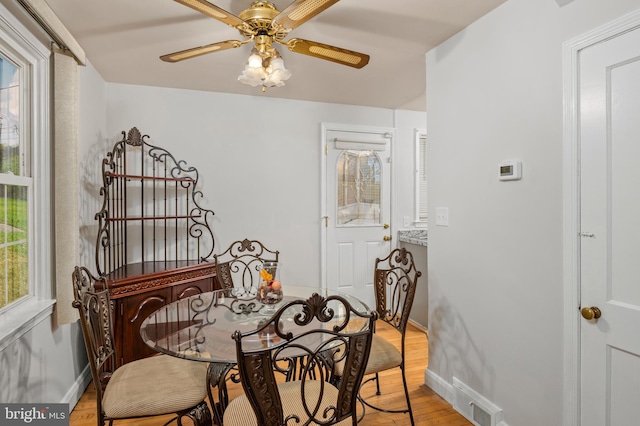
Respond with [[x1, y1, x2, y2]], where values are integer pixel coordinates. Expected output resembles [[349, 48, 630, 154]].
[[238, 47, 290, 91], [247, 48, 264, 67], [266, 57, 291, 81]]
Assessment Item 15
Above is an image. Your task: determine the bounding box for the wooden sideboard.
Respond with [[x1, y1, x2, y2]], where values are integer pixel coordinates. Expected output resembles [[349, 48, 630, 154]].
[[100, 261, 217, 367]]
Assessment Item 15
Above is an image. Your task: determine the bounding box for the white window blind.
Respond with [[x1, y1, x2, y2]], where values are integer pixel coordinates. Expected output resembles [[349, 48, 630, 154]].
[[415, 130, 427, 222]]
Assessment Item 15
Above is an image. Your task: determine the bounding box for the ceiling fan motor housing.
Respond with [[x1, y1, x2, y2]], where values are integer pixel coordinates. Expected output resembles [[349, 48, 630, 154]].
[[239, 2, 280, 31]]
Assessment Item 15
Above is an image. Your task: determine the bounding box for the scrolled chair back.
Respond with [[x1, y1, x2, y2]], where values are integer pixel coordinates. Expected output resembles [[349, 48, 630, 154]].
[[213, 238, 279, 295], [72, 266, 114, 392], [374, 247, 421, 334], [224, 293, 377, 426]]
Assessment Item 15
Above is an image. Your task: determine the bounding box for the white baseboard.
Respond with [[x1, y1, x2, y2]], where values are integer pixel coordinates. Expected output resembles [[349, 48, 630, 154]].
[[424, 369, 510, 426], [62, 364, 92, 409], [424, 367, 454, 405]]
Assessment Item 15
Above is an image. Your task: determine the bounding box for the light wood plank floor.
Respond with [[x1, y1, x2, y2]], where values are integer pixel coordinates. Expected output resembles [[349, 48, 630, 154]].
[[70, 322, 471, 425]]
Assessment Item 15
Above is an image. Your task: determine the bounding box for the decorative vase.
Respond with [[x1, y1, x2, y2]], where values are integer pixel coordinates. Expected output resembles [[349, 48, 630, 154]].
[[257, 261, 283, 309]]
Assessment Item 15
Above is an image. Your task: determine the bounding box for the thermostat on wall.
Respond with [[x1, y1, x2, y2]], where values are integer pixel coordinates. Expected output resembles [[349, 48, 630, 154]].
[[499, 160, 521, 181]]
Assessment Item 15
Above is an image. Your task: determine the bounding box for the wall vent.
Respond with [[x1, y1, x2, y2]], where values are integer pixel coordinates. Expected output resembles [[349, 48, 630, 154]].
[[452, 377, 504, 426]]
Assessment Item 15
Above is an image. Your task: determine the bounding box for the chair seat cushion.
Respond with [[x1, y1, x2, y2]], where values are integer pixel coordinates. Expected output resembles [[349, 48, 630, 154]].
[[102, 355, 208, 419], [223, 380, 352, 426], [334, 334, 402, 377], [364, 334, 402, 375]]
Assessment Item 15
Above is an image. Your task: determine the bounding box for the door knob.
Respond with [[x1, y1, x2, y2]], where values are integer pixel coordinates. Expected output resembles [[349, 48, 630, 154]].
[[383, 223, 390, 229], [383, 235, 392, 241], [581, 306, 601, 320]]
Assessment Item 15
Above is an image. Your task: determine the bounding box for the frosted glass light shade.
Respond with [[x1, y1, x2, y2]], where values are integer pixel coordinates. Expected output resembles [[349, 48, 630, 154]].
[[238, 48, 291, 89]]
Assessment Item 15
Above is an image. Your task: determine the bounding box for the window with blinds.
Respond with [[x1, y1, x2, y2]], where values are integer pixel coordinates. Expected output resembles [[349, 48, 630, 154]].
[[415, 130, 427, 223]]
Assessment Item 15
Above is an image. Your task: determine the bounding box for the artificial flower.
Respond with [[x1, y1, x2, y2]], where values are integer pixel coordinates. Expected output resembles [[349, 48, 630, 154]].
[[260, 269, 272, 281]]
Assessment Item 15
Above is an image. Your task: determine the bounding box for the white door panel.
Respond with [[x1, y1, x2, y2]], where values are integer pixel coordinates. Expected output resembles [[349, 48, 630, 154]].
[[324, 127, 393, 309], [579, 25, 640, 426]]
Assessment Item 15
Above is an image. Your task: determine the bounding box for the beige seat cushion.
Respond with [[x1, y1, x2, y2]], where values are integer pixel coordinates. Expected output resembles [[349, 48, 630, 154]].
[[102, 355, 208, 419], [364, 334, 402, 375], [334, 334, 402, 377], [223, 380, 353, 426]]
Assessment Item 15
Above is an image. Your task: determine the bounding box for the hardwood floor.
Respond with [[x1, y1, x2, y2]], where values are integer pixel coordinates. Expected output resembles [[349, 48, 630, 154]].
[[70, 322, 471, 425]]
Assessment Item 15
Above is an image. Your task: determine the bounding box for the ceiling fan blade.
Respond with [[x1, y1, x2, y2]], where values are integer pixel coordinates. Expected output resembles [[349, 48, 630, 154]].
[[173, 0, 245, 29], [160, 40, 242, 63], [272, 0, 340, 30], [286, 38, 369, 69]]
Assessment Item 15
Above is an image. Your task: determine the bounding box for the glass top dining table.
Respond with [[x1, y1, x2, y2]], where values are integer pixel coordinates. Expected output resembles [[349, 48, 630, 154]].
[[139, 285, 371, 364]]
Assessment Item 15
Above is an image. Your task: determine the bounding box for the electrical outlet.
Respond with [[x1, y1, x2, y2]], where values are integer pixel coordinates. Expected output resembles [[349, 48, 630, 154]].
[[436, 207, 449, 226], [403, 216, 411, 227]]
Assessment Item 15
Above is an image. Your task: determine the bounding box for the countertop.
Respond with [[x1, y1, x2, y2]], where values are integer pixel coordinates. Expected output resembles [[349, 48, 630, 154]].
[[398, 229, 428, 247]]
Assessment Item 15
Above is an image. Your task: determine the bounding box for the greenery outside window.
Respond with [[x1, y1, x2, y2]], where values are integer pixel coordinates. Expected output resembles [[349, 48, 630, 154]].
[[414, 129, 427, 224], [0, 54, 30, 310]]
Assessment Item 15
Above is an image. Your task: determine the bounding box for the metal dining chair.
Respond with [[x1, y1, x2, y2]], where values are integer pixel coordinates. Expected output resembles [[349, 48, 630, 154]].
[[71, 266, 211, 426], [209, 238, 280, 420], [223, 293, 377, 426], [334, 247, 421, 424], [360, 247, 421, 424]]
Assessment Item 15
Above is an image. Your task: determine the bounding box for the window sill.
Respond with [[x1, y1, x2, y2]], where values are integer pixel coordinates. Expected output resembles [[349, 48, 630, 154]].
[[0, 299, 55, 352]]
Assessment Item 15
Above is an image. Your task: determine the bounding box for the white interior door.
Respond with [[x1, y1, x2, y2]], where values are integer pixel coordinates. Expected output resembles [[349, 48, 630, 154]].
[[579, 24, 640, 426], [323, 127, 393, 309]]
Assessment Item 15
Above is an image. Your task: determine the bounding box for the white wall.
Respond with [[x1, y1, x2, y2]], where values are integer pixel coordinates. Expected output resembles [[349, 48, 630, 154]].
[[0, 318, 87, 404], [78, 61, 109, 270], [425, 0, 640, 425], [104, 84, 424, 287]]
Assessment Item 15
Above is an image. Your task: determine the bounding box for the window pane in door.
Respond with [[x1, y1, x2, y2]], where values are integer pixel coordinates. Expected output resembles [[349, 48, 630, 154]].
[[336, 150, 381, 226]]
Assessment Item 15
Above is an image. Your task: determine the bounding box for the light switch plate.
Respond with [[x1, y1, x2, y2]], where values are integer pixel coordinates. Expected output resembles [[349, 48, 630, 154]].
[[436, 207, 449, 226]]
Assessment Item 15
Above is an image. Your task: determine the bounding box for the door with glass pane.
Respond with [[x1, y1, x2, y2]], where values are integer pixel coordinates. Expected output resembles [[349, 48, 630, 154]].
[[324, 127, 392, 309]]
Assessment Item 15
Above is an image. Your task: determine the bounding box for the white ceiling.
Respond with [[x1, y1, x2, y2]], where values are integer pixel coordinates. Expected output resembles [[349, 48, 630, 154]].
[[45, 0, 507, 112]]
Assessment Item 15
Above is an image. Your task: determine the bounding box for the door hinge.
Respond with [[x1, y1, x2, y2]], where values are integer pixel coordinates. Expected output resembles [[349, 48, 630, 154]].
[[120, 303, 123, 316], [323, 216, 328, 227], [325, 144, 328, 155]]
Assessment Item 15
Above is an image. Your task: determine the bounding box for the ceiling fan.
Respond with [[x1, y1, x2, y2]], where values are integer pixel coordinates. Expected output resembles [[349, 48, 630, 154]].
[[161, 0, 370, 89]]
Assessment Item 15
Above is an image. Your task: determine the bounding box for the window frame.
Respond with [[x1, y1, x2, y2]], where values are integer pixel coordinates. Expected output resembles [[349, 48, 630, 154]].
[[414, 128, 427, 226], [0, 2, 53, 351]]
